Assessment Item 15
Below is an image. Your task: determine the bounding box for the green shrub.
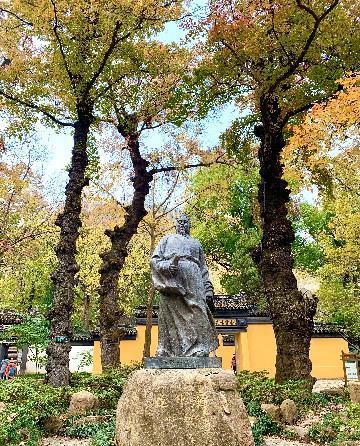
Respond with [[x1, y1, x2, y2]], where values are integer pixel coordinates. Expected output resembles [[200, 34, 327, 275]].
[[246, 403, 281, 446], [70, 369, 130, 409], [90, 419, 116, 446], [309, 403, 360, 445], [0, 365, 138, 445], [237, 371, 347, 446], [64, 413, 116, 446], [237, 370, 345, 414], [65, 413, 115, 443], [0, 377, 71, 446]]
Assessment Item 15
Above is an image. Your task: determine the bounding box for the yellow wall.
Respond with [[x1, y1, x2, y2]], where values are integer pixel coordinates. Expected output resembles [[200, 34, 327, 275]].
[[93, 323, 348, 379], [217, 336, 234, 370], [247, 324, 277, 377], [93, 326, 159, 374], [93, 328, 234, 373], [93, 340, 102, 374], [235, 323, 348, 379], [310, 337, 348, 379]]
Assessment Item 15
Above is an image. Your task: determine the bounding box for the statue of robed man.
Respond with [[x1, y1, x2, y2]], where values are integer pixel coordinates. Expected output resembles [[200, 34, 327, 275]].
[[150, 215, 219, 357]]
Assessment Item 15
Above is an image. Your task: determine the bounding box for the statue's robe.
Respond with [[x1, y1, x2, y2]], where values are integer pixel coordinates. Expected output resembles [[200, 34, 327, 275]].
[[151, 234, 219, 357]]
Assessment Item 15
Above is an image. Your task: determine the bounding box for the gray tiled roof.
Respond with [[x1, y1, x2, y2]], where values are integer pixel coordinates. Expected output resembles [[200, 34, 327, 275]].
[[0, 310, 23, 325]]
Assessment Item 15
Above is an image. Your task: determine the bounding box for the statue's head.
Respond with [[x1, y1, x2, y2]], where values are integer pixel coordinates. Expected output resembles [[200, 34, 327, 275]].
[[176, 214, 190, 236]]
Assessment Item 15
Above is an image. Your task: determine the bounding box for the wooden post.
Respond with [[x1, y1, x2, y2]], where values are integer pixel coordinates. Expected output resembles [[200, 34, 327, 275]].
[[341, 350, 348, 385]]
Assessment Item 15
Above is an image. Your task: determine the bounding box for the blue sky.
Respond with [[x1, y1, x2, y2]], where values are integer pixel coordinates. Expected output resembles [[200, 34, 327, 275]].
[[7, 1, 316, 207], [27, 2, 236, 201]]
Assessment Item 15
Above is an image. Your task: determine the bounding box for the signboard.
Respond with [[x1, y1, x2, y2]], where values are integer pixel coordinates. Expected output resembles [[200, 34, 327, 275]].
[[216, 319, 237, 327], [341, 351, 360, 384], [345, 361, 359, 381]]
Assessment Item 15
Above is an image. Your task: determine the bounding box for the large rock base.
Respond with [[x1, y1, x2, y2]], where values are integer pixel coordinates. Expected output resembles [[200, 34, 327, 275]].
[[116, 368, 254, 446]]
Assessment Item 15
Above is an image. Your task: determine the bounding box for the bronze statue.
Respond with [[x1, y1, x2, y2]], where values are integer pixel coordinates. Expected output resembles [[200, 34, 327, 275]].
[[151, 215, 219, 357]]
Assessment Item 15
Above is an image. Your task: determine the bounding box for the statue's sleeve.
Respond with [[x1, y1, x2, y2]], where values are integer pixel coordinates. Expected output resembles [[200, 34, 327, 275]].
[[199, 245, 214, 298], [150, 237, 186, 296], [150, 237, 172, 276]]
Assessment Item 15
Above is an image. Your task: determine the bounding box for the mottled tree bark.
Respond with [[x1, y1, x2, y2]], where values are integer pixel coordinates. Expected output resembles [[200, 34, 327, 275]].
[[143, 224, 156, 359], [99, 132, 153, 371], [257, 97, 317, 383], [46, 109, 91, 386]]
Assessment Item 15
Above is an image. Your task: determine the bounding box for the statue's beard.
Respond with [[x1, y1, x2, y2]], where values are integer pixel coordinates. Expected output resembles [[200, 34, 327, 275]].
[[177, 227, 189, 236]]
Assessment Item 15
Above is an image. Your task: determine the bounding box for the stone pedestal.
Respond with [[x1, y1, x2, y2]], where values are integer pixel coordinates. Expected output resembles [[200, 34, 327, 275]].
[[144, 356, 222, 369], [116, 368, 254, 446]]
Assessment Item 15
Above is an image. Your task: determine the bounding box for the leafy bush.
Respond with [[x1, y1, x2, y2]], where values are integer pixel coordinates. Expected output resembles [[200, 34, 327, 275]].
[[246, 403, 281, 446], [65, 413, 116, 446], [237, 370, 344, 414], [0, 365, 138, 445], [70, 366, 138, 409], [0, 376, 71, 445], [90, 419, 116, 446], [237, 371, 347, 446], [309, 403, 360, 445]]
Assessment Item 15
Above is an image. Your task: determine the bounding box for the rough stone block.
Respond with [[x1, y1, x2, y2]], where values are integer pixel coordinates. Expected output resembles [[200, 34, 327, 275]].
[[116, 368, 254, 446], [285, 425, 310, 442], [68, 391, 99, 415], [280, 399, 297, 425], [43, 415, 65, 434], [348, 381, 360, 403], [261, 404, 281, 423], [320, 387, 345, 397]]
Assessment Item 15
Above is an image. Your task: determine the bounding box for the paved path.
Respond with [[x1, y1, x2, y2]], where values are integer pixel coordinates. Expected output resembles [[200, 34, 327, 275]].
[[264, 437, 317, 446], [312, 379, 344, 393], [40, 438, 90, 446]]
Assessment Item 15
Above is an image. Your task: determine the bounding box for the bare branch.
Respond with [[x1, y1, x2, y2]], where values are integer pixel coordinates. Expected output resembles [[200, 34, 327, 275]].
[[208, 254, 232, 271], [150, 162, 207, 175], [295, 0, 319, 21], [50, 0, 75, 88], [0, 8, 33, 26], [0, 89, 75, 127], [334, 176, 360, 197], [281, 83, 343, 127], [268, 0, 340, 96], [84, 21, 124, 96], [154, 171, 180, 214], [155, 194, 193, 220], [94, 73, 128, 101], [218, 39, 259, 83], [269, 6, 292, 64], [90, 179, 125, 207], [149, 151, 226, 175], [281, 102, 315, 128]]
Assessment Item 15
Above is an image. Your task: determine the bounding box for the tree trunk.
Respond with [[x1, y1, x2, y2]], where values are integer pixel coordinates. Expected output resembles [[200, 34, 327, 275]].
[[143, 285, 155, 359], [257, 98, 317, 383], [46, 111, 91, 387], [83, 293, 91, 332], [20, 345, 28, 375], [99, 133, 153, 371], [143, 224, 156, 359]]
